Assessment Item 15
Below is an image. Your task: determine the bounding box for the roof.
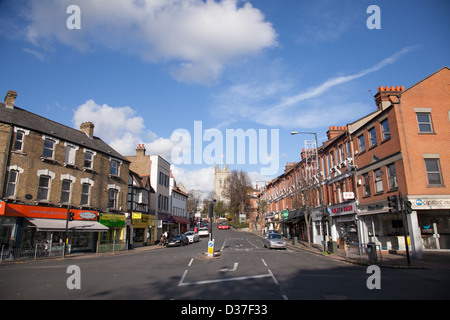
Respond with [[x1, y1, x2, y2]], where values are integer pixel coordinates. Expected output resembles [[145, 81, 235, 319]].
[[0, 103, 128, 162]]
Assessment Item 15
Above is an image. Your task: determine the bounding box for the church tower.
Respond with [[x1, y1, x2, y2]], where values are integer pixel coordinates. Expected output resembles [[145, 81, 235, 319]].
[[214, 164, 230, 205]]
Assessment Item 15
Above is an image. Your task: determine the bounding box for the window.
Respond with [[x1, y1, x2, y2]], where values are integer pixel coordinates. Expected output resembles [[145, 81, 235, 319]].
[[110, 160, 119, 176], [37, 175, 51, 201], [13, 131, 25, 151], [65, 145, 76, 166], [417, 113, 433, 133], [108, 188, 118, 209], [369, 127, 377, 147], [84, 151, 94, 169], [358, 134, 365, 153], [374, 169, 383, 193], [6, 170, 19, 197], [43, 139, 55, 158], [339, 145, 345, 163], [60, 179, 72, 203], [81, 183, 91, 206], [425, 158, 443, 185], [380, 119, 390, 140], [363, 173, 371, 197], [387, 163, 398, 190]]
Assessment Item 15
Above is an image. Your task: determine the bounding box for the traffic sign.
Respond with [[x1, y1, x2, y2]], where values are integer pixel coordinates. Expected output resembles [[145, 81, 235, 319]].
[[208, 240, 214, 257]]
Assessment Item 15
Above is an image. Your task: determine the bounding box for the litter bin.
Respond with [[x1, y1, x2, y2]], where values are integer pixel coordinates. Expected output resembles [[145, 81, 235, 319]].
[[367, 242, 377, 262]]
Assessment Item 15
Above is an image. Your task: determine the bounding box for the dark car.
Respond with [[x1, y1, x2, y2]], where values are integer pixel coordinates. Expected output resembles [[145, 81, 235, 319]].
[[167, 234, 189, 247]]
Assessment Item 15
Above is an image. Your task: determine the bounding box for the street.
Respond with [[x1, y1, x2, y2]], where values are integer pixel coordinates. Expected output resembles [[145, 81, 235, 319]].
[[1, 226, 450, 301]]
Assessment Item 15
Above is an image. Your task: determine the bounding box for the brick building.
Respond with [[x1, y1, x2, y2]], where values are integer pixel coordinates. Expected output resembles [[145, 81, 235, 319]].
[[0, 91, 130, 253], [354, 67, 450, 256], [260, 67, 450, 257]]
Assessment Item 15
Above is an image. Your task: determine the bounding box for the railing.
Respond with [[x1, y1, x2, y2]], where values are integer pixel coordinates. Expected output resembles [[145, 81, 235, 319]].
[[0, 244, 65, 263], [1, 241, 128, 263]]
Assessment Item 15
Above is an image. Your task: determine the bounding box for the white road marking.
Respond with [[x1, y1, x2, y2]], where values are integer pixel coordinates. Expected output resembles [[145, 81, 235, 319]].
[[178, 270, 188, 287], [268, 269, 279, 285], [220, 262, 238, 272], [188, 258, 193, 267], [178, 273, 274, 286], [261, 259, 268, 267]]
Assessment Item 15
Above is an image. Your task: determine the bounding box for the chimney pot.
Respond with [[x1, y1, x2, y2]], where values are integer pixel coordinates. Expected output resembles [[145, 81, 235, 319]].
[[400, 86, 404, 91], [80, 122, 95, 138], [4, 90, 17, 109], [136, 144, 146, 156]]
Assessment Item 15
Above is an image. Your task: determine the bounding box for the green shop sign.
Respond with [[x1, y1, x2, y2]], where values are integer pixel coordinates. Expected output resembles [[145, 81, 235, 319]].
[[100, 213, 126, 227]]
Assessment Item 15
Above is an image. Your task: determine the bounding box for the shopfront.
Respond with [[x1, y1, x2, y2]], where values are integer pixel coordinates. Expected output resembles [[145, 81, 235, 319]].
[[131, 212, 153, 247], [329, 202, 358, 247], [0, 201, 107, 253], [409, 197, 450, 251], [99, 213, 126, 252]]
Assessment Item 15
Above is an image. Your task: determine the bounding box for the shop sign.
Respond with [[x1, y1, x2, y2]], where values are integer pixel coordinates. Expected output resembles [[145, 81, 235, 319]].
[[0, 201, 98, 220], [132, 212, 142, 219], [281, 210, 288, 220], [329, 202, 357, 216], [343, 192, 355, 200], [411, 198, 450, 209], [132, 213, 149, 228], [99, 213, 126, 227]]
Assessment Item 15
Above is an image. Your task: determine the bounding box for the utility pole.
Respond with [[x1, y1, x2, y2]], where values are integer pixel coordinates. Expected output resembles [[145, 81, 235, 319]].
[[399, 192, 411, 265]]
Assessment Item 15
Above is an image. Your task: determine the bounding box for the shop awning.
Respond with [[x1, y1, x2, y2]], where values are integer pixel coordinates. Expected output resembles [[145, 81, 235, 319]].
[[26, 218, 109, 232], [172, 216, 190, 225]]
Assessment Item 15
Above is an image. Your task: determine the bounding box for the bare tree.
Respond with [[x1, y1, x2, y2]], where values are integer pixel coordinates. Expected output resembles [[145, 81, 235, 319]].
[[186, 189, 203, 213], [222, 170, 252, 222], [292, 177, 319, 248]]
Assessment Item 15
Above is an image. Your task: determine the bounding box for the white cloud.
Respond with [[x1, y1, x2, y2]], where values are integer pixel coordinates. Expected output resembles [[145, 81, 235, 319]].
[[171, 165, 215, 197], [22, 0, 277, 84], [72, 99, 214, 194], [212, 46, 417, 128]]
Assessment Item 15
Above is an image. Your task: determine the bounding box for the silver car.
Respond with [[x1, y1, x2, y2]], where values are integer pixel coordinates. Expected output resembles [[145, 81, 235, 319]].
[[263, 233, 287, 249]]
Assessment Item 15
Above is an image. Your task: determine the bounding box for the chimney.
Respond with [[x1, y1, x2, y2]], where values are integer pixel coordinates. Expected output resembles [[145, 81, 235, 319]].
[[4, 90, 17, 109], [326, 125, 346, 140], [136, 144, 146, 157], [80, 121, 95, 138], [375, 85, 404, 110]]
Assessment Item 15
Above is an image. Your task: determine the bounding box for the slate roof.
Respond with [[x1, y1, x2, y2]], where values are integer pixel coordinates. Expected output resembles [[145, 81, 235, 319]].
[[0, 102, 129, 162]]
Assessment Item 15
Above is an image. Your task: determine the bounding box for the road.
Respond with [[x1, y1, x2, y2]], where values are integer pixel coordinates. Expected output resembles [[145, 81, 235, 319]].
[[1, 225, 450, 301]]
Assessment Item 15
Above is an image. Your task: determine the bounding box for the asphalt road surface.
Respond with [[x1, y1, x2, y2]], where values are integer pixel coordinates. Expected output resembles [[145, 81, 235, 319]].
[[1, 225, 450, 301]]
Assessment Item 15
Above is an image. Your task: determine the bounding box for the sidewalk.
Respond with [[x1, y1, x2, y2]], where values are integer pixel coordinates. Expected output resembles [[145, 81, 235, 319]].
[[289, 239, 450, 269], [244, 227, 450, 270]]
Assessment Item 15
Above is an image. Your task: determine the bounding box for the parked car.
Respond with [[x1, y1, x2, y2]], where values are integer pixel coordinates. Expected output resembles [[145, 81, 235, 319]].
[[167, 234, 189, 247], [264, 230, 280, 238], [184, 231, 199, 243], [198, 227, 209, 237], [263, 233, 287, 249]]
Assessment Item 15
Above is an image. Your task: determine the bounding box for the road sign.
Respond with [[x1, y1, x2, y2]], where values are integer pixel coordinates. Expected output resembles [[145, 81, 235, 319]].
[[207, 240, 214, 257]]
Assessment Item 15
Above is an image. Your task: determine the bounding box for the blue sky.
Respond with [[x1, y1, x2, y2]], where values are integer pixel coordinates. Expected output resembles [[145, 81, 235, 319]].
[[0, 0, 449, 195]]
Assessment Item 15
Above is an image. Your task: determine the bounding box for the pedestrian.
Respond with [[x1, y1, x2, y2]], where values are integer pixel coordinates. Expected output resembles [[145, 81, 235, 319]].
[[8, 237, 15, 260]]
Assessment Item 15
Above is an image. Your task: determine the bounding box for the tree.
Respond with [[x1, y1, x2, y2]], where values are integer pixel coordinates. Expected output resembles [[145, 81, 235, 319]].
[[292, 176, 319, 248], [187, 189, 203, 213], [222, 170, 252, 222]]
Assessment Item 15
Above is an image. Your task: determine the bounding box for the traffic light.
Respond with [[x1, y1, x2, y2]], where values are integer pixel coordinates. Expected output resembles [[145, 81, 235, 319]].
[[208, 203, 214, 218], [387, 195, 398, 214], [404, 201, 413, 214], [68, 211, 75, 221]]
